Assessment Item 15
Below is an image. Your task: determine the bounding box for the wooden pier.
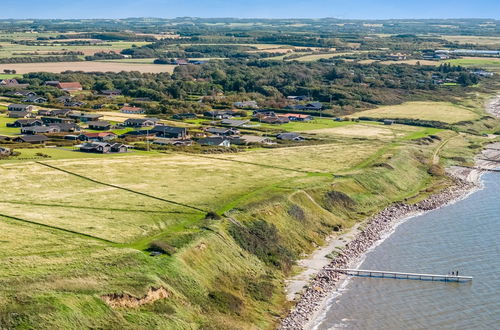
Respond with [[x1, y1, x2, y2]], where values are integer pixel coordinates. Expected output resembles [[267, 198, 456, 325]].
[[326, 268, 473, 282]]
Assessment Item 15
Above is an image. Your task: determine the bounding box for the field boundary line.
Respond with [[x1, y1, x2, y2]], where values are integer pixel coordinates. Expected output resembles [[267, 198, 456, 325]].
[[0, 212, 116, 244], [36, 161, 207, 213]]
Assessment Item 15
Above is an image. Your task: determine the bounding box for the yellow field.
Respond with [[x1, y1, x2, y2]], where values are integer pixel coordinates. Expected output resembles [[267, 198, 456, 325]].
[[305, 123, 417, 139], [0, 61, 176, 74], [378, 59, 440, 66], [354, 101, 481, 123], [441, 35, 500, 47]]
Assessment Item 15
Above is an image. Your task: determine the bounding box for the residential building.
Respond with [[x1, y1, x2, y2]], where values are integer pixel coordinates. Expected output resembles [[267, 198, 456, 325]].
[[78, 132, 117, 142], [56, 82, 83, 91], [198, 136, 231, 147], [277, 132, 305, 141], [124, 118, 159, 127], [87, 121, 112, 130], [151, 125, 189, 139], [8, 104, 34, 112], [13, 135, 49, 144], [120, 106, 145, 114]]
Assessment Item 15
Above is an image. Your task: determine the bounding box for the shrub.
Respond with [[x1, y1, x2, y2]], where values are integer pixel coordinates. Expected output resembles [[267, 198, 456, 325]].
[[287, 204, 306, 222], [208, 291, 243, 315], [146, 241, 177, 256], [428, 164, 445, 176], [324, 190, 356, 210], [228, 220, 295, 272]]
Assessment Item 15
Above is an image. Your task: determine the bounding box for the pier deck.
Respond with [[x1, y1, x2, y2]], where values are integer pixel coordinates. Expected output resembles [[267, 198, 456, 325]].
[[326, 268, 473, 282]]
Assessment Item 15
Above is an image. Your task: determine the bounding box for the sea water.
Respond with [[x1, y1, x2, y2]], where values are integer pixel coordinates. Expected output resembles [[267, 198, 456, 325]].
[[314, 172, 500, 330]]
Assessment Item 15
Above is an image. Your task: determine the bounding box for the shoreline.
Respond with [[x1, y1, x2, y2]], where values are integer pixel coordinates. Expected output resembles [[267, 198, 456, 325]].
[[279, 95, 500, 329], [281, 146, 500, 330]]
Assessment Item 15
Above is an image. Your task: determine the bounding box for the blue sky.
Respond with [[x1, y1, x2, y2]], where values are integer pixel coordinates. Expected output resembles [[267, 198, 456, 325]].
[[1, 0, 499, 19]]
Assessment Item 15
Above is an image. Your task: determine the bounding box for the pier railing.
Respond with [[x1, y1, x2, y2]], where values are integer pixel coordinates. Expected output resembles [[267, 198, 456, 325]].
[[325, 268, 473, 282]]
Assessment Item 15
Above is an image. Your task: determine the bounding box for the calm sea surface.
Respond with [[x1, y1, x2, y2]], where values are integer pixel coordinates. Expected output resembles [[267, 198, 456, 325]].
[[314, 172, 500, 330]]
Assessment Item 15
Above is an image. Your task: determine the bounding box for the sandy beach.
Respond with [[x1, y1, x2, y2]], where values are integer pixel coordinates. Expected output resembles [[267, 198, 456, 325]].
[[279, 96, 500, 330]]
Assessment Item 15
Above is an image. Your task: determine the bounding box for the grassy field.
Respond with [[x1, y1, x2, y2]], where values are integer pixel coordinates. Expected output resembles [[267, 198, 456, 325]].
[[0, 41, 150, 58], [354, 101, 481, 123], [441, 35, 500, 47], [0, 61, 176, 74], [0, 115, 19, 136], [445, 57, 500, 72]]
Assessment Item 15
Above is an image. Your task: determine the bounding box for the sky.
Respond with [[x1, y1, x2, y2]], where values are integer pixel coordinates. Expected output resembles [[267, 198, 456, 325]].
[[1, 0, 499, 20]]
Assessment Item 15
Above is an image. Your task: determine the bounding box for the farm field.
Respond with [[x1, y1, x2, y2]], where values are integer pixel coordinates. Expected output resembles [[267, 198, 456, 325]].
[[0, 61, 176, 74], [210, 139, 386, 173], [378, 59, 440, 66], [0, 41, 151, 58], [441, 35, 500, 47], [445, 57, 500, 71], [304, 123, 421, 140], [354, 101, 481, 123]]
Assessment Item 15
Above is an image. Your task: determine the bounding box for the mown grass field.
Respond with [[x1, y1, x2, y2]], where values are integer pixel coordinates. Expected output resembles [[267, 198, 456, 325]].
[[445, 57, 500, 72], [441, 35, 500, 47], [354, 101, 481, 123]]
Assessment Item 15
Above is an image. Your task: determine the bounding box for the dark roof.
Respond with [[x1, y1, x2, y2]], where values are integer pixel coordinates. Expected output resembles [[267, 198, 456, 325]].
[[87, 121, 111, 127], [198, 136, 230, 145], [8, 104, 32, 110], [151, 125, 187, 134], [124, 118, 159, 124], [15, 135, 49, 142], [220, 119, 249, 127], [277, 132, 304, 140]]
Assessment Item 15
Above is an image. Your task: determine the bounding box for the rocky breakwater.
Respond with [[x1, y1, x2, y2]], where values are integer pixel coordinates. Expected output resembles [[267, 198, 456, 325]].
[[279, 177, 477, 330]]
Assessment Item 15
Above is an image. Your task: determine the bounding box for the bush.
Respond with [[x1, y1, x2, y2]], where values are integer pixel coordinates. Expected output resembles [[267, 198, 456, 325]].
[[208, 291, 243, 314], [228, 220, 295, 272], [287, 204, 306, 222], [146, 241, 177, 256], [428, 164, 445, 176], [324, 190, 356, 210]]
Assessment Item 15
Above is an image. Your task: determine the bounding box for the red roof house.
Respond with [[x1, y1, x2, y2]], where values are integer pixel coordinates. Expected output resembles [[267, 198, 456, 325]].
[[57, 82, 83, 91]]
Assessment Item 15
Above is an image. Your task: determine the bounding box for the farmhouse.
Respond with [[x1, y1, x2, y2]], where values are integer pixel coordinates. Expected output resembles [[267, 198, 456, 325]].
[[51, 122, 81, 132], [8, 111, 34, 119], [7, 119, 43, 127], [234, 100, 259, 109], [69, 112, 103, 122], [23, 96, 47, 104], [0, 147, 11, 156], [232, 135, 274, 145], [282, 113, 313, 121], [172, 113, 197, 120], [288, 102, 323, 111], [8, 104, 34, 112], [79, 142, 128, 154], [260, 116, 290, 124], [220, 119, 250, 127], [0, 79, 19, 86], [87, 121, 112, 130], [198, 136, 231, 147], [44, 81, 60, 87], [287, 95, 310, 101], [21, 126, 60, 135], [13, 135, 49, 144], [204, 110, 236, 119], [41, 117, 75, 124], [205, 127, 240, 136], [56, 82, 83, 91], [124, 118, 159, 127], [5, 90, 36, 97], [151, 125, 188, 139], [153, 138, 193, 146], [79, 132, 117, 142], [120, 106, 145, 114], [277, 132, 305, 141], [100, 89, 122, 96]]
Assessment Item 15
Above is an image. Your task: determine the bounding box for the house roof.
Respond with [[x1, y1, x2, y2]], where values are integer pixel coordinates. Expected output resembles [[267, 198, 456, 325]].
[[124, 118, 159, 124], [87, 121, 111, 126], [14, 119, 42, 125], [206, 127, 237, 134], [220, 119, 250, 127], [22, 126, 59, 133], [282, 113, 312, 119], [82, 132, 116, 138], [15, 135, 49, 142], [57, 82, 82, 89], [277, 132, 303, 140], [120, 106, 143, 112], [8, 104, 32, 110], [198, 136, 230, 145], [152, 125, 187, 134]]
